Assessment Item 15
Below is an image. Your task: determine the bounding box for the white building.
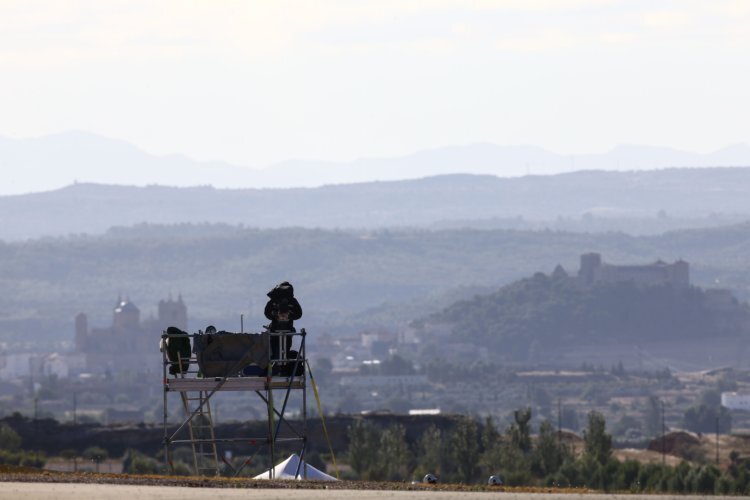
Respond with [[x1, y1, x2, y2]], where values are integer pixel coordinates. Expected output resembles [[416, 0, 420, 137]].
[[721, 392, 750, 411], [0, 352, 87, 380], [0, 352, 34, 379], [340, 374, 429, 389]]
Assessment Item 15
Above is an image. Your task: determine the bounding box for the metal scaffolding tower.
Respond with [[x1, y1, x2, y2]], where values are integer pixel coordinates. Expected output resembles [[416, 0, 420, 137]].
[[161, 329, 308, 478]]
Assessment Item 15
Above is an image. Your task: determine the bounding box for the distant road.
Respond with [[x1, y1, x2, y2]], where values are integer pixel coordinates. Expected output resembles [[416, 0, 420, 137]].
[[0, 483, 717, 500]]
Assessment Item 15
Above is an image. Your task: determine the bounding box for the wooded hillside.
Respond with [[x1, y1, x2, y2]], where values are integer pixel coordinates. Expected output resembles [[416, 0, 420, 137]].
[[425, 272, 750, 360], [4, 221, 750, 347]]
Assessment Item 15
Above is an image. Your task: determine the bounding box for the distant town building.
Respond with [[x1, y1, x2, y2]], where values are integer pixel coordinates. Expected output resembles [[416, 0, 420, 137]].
[[75, 295, 188, 374], [360, 330, 396, 358], [408, 408, 441, 416], [340, 374, 429, 389], [577, 252, 689, 287], [721, 392, 750, 411], [0, 351, 85, 380], [551, 264, 569, 280]]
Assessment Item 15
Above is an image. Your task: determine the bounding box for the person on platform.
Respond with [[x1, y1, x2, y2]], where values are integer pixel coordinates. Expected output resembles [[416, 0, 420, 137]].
[[264, 281, 302, 364]]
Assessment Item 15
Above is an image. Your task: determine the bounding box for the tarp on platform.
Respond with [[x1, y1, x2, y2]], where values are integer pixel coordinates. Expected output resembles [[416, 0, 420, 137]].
[[193, 332, 270, 377], [253, 453, 337, 481]]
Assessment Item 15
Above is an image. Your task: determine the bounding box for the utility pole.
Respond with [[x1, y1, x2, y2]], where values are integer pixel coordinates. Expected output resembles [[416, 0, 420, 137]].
[[716, 415, 720, 466], [557, 398, 562, 448], [34, 396, 39, 464], [661, 399, 666, 466], [73, 392, 78, 472]]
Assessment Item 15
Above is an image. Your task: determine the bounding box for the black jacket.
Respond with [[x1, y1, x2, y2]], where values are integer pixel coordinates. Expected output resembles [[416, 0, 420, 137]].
[[264, 281, 302, 332]]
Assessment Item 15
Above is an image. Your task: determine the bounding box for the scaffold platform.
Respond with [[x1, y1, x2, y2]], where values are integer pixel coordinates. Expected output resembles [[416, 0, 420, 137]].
[[161, 328, 308, 479]]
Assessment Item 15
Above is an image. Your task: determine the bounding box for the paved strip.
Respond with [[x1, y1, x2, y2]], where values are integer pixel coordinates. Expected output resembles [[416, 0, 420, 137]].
[[0, 483, 717, 500]]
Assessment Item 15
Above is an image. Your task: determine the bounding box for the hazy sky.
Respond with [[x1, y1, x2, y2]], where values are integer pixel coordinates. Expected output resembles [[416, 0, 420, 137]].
[[1, 1, 748, 167]]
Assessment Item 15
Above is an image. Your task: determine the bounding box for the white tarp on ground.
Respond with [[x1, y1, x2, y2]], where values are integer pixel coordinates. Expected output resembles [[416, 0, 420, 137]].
[[253, 453, 337, 481]]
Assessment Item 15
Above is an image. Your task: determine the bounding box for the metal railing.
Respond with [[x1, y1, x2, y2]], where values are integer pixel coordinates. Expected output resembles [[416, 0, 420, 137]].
[[160, 328, 308, 478]]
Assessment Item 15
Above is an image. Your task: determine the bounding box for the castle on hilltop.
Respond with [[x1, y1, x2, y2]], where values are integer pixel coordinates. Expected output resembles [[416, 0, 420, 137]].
[[75, 295, 187, 373], [575, 253, 690, 287]]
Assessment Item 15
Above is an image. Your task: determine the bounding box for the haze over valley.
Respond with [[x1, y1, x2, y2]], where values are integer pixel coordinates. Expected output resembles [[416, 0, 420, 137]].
[[4, 137, 750, 370]]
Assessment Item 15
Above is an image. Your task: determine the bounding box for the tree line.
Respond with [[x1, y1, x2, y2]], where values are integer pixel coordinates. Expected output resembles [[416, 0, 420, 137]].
[[4, 409, 750, 493], [346, 409, 750, 494]]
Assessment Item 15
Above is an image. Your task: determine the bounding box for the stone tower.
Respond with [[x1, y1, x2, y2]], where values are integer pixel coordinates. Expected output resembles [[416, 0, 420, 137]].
[[74, 312, 88, 351], [578, 252, 602, 285], [158, 294, 188, 331]]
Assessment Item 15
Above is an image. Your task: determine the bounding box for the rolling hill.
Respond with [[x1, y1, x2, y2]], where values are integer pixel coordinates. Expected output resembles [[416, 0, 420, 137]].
[[5, 167, 750, 239]]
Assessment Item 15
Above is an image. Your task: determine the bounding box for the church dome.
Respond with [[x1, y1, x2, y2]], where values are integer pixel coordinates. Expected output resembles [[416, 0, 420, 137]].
[[113, 298, 141, 331], [115, 300, 139, 314]]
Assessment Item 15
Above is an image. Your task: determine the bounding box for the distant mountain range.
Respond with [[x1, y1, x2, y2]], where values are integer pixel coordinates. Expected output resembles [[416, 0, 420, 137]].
[[5, 167, 750, 240], [2, 131, 750, 194]]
